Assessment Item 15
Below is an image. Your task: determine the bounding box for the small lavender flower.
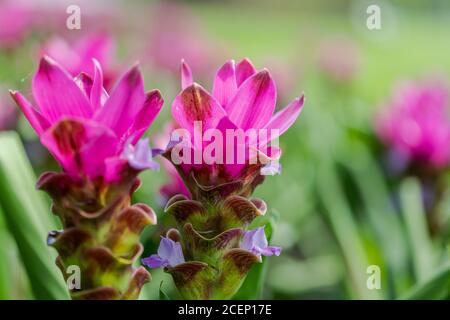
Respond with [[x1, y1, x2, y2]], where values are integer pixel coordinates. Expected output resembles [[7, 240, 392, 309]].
[[122, 138, 160, 171], [241, 227, 281, 258], [142, 237, 185, 268]]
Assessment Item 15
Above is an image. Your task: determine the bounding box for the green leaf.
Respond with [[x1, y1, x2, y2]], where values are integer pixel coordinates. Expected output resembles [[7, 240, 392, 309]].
[[316, 158, 383, 299], [399, 178, 436, 283], [159, 281, 171, 300], [0, 206, 13, 299], [0, 132, 69, 300], [402, 263, 450, 300]]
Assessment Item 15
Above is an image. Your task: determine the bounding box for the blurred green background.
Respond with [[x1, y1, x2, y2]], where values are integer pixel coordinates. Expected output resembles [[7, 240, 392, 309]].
[[1, 0, 450, 300]]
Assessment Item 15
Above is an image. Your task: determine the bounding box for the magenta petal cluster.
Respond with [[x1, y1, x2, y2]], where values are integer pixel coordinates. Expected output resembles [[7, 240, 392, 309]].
[[10, 56, 163, 182], [241, 227, 281, 258], [142, 237, 185, 268], [376, 81, 450, 168], [171, 58, 304, 180]]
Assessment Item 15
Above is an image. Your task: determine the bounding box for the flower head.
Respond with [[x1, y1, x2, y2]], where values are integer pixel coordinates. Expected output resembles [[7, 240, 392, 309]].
[[167, 58, 304, 193], [376, 81, 450, 169], [241, 227, 281, 258], [142, 237, 185, 268], [10, 56, 163, 182]]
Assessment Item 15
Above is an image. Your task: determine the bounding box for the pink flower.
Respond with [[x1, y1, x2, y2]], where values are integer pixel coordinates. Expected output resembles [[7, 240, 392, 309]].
[[241, 227, 281, 258], [154, 122, 190, 204], [142, 237, 185, 269], [10, 56, 163, 182], [376, 81, 450, 169], [168, 58, 304, 189], [0, 1, 33, 49], [41, 33, 117, 88]]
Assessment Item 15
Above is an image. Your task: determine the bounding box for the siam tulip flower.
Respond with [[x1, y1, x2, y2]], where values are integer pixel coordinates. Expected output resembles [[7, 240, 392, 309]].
[[10, 56, 163, 300], [169, 58, 305, 198], [143, 58, 304, 299], [41, 33, 117, 89], [241, 227, 281, 259], [142, 237, 185, 268]]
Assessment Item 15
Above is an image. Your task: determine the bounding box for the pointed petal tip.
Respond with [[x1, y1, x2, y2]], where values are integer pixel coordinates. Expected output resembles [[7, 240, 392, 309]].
[[239, 57, 254, 66], [38, 55, 59, 71], [146, 88, 163, 102]]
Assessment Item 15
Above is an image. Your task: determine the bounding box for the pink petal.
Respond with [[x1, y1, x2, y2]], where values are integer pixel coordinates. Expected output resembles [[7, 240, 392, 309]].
[[90, 59, 104, 110], [212, 60, 237, 109], [236, 58, 257, 87], [9, 90, 50, 135], [74, 72, 93, 98], [262, 94, 305, 144], [95, 64, 145, 138], [32, 56, 93, 123], [227, 70, 277, 130], [124, 90, 164, 144], [172, 83, 226, 135], [181, 59, 193, 90], [40, 118, 118, 179], [75, 32, 114, 75]]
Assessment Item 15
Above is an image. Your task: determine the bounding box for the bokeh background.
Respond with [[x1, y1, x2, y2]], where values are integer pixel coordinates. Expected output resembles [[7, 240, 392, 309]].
[[1, 0, 450, 299]]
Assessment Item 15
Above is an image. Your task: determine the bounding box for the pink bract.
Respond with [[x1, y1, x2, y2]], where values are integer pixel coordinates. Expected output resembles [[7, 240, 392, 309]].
[[10, 56, 163, 182]]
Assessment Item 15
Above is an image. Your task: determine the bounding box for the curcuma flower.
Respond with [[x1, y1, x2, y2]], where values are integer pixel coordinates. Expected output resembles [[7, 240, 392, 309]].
[[142, 58, 304, 299], [10, 56, 163, 299]]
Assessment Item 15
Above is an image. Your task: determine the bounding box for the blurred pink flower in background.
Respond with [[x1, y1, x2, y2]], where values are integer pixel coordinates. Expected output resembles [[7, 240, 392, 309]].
[[41, 33, 117, 88], [168, 58, 304, 188], [0, 0, 34, 49], [317, 36, 361, 82], [145, 2, 220, 77], [376, 81, 450, 169], [0, 89, 17, 130]]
